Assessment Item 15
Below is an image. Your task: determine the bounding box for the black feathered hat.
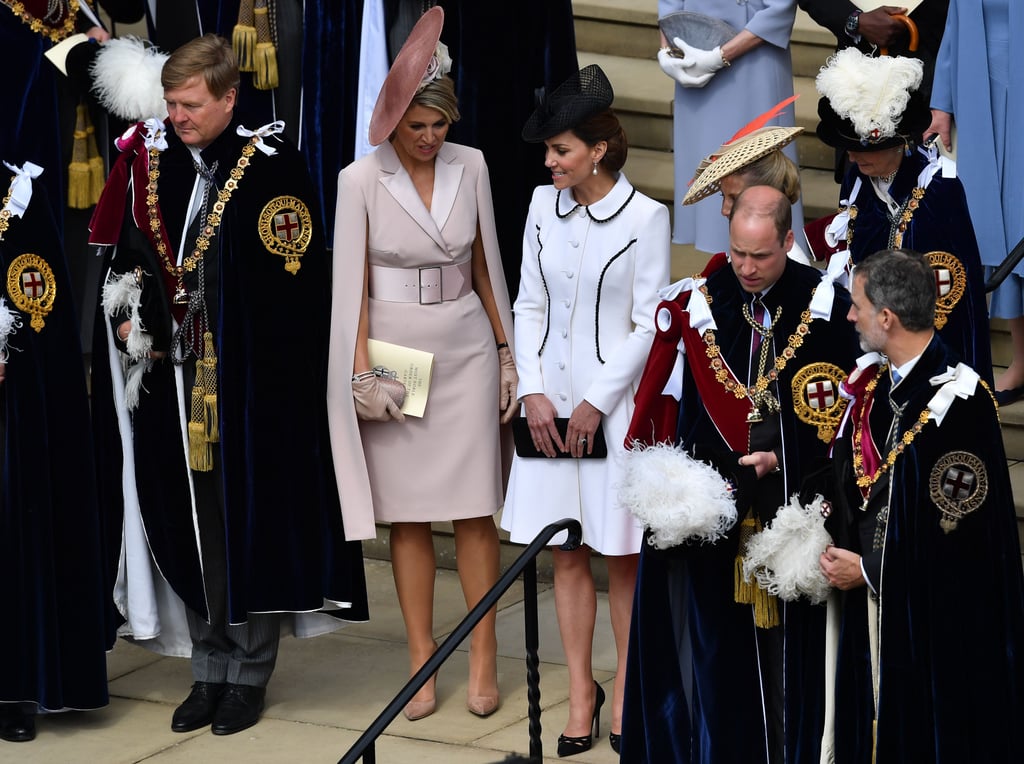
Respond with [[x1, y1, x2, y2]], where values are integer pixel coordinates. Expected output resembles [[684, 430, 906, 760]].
[[521, 64, 614, 143]]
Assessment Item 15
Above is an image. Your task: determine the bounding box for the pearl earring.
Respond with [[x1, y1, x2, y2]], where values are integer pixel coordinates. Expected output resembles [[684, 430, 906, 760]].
[[592, 161, 599, 176]]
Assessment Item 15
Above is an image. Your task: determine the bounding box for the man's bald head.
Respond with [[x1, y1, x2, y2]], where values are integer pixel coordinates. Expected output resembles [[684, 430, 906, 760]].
[[729, 185, 792, 248]]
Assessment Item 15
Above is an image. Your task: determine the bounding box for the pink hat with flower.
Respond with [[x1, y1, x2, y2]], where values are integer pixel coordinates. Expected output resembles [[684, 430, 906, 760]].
[[368, 7, 451, 146]]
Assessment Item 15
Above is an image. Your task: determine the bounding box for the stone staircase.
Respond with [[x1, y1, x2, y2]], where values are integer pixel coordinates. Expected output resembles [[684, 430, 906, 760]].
[[571, 0, 1024, 542]]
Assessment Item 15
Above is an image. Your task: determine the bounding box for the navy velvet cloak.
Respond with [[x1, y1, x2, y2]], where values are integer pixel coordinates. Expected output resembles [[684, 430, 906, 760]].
[[843, 149, 992, 382], [827, 335, 1024, 763], [622, 258, 862, 763], [91, 121, 368, 625], [1, 175, 112, 711]]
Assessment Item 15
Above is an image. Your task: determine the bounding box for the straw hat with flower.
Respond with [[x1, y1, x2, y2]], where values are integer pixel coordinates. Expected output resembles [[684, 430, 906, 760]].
[[682, 96, 803, 206]]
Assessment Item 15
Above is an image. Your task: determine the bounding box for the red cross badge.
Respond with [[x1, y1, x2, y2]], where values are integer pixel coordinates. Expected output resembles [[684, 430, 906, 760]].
[[6, 253, 55, 332], [929, 451, 987, 534], [925, 251, 966, 331], [792, 362, 848, 443], [259, 196, 313, 275]]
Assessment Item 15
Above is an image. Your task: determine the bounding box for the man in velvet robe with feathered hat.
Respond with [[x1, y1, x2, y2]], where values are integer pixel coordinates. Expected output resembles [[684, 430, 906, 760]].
[[89, 34, 368, 737], [620, 186, 861, 763], [820, 249, 1024, 762]]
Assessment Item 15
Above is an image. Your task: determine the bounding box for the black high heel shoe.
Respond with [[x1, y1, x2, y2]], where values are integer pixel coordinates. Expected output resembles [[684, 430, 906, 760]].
[[609, 731, 621, 754], [557, 680, 605, 757]]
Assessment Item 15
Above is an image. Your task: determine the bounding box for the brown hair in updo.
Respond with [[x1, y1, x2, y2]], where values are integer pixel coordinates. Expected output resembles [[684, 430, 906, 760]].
[[572, 109, 628, 172]]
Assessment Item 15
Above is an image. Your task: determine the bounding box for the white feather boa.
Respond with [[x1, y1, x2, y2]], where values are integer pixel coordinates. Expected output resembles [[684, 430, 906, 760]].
[[619, 441, 738, 549], [90, 36, 169, 122], [0, 296, 22, 363], [742, 494, 833, 604]]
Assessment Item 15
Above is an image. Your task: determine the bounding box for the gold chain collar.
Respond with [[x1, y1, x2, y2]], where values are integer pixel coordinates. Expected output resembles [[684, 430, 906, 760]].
[[145, 137, 258, 302], [3, 0, 79, 42], [697, 282, 816, 412], [846, 185, 926, 250], [0, 181, 14, 241], [852, 364, 931, 493]]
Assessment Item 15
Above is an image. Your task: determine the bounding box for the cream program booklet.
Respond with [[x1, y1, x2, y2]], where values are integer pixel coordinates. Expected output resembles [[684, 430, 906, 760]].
[[367, 339, 434, 417]]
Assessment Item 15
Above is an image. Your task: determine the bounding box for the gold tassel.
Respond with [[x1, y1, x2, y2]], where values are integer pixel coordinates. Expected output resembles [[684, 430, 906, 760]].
[[188, 359, 213, 471], [233, 0, 257, 71], [252, 4, 278, 89], [68, 103, 92, 209], [201, 331, 219, 443], [734, 510, 780, 628]]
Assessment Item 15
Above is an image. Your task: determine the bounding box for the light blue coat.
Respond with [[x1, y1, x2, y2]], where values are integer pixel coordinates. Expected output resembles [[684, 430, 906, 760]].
[[660, 0, 801, 253], [930, 0, 1024, 271]]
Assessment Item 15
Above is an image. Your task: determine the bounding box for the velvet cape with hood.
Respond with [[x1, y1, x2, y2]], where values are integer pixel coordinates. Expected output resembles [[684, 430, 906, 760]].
[[620, 255, 861, 763], [839, 147, 992, 382], [1, 170, 113, 711], [89, 119, 368, 648], [825, 336, 1024, 763]]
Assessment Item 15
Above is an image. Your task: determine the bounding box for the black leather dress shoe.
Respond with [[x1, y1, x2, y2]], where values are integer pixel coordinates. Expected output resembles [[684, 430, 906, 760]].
[[211, 684, 265, 736], [171, 681, 226, 732], [0, 707, 36, 742]]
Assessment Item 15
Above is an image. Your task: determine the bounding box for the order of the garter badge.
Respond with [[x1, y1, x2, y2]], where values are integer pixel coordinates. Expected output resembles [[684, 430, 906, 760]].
[[6, 253, 55, 332], [791, 362, 847, 443], [925, 251, 966, 331], [258, 195, 312, 275], [929, 451, 987, 534]]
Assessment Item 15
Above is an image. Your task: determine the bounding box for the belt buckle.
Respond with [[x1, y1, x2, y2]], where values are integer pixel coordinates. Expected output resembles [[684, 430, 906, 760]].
[[419, 266, 443, 304]]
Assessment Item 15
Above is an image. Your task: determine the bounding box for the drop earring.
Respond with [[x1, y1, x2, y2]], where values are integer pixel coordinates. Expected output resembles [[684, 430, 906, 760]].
[[592, 161, 599, 176]]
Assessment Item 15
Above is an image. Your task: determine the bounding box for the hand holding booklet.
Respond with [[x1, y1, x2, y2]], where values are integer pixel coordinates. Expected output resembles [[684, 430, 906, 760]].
[[367, 339, 434, 417]]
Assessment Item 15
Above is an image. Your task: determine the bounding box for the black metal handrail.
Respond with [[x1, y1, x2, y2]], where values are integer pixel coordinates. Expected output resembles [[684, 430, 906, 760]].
[[338, 518, 584, 764]]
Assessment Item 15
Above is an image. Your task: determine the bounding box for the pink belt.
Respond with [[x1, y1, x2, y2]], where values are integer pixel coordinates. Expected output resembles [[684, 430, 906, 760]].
[[369, 259, 473, 304]]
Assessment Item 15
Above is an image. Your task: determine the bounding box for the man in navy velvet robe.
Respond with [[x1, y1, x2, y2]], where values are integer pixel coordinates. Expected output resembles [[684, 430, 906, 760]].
[[821, 249, 1024, 762], [89, 34, 367, 737], [622, 187, 861, 763]]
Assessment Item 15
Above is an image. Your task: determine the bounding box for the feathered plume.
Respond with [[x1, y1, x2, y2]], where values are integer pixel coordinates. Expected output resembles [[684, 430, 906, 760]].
[[91, 36, 170, 122], [742, 493, 834, 604], [726, 95, 799, 145], [618, 441, 738, 549]]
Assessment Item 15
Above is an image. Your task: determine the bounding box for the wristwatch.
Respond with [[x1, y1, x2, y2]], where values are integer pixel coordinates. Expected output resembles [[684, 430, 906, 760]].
[[844, 9, 862, 39]]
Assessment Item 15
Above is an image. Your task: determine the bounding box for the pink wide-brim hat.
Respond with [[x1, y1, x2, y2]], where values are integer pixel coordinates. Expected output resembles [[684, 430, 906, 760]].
[[368, 6, 445, 146]]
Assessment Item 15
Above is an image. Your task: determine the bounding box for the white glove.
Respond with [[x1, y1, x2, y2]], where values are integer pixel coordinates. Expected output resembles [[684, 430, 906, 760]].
[[675, 37, 727, 88], [658, 46, 707, 88]]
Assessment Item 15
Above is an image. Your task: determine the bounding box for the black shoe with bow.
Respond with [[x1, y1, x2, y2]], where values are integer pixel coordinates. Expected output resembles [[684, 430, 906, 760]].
[[211, 683, 266, 736], [557, 680, 605, 757], [171, 681, 226, 732]]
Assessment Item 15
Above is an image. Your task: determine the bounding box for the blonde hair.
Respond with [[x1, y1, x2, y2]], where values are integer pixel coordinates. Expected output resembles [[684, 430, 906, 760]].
[[410, 75, 461, 124], [732, 151, 801, 205], [161, 34, 240, 98]]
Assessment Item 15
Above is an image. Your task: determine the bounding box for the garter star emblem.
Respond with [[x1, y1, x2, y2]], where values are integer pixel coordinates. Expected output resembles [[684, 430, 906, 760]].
[[925, 251, 966, 331], [791, 362, 848, 443], [258, 195, 312, 275], [6, 253, 55, 332], [929, 451, 987, 534]]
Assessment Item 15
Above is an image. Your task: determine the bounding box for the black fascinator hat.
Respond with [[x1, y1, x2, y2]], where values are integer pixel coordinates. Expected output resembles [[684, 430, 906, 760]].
[[521, 64, 614, 143]]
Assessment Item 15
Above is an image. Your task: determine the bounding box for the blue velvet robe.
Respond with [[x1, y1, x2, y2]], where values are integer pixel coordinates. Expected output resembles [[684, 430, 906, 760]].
[[827, 335, 1024, 762], [842, 148, 992, 382], [1, 175, 113, 711], [622, 257, 861, 763], [90, 121, 368, 628]]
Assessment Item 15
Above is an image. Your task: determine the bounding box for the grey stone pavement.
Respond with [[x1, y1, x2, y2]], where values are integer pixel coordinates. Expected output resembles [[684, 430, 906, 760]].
[[7, 559, 622, 764]]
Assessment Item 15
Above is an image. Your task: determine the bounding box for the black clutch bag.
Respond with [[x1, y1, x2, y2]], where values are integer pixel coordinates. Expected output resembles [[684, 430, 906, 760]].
[[511, 417, 608, 459]]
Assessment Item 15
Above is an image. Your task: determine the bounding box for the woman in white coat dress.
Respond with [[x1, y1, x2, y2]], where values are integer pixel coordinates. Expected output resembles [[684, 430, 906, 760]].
[[327, 8, 517, 722], [502, 65, 671, 756]]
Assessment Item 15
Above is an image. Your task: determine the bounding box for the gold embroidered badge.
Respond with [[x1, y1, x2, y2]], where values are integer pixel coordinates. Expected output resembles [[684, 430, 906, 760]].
[[791, 362, 848, 443], [258, 196, 312, 275], [929, 451, 987, 534], [6, 253, 55, 332], [925, 251, 966, 331]]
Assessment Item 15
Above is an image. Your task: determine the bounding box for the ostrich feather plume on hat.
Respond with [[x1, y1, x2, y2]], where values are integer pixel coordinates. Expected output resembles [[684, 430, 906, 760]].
[[90, 36, 169, 122], [742, 493, 833, 604], [618, 441, 738, 549], [815, 47, 923, 148]]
